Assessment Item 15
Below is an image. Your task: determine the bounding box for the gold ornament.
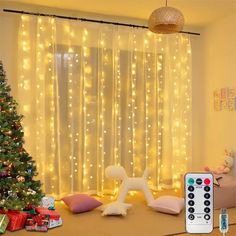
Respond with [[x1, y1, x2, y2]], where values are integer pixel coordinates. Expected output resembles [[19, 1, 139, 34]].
[[16, 175, 25, 182]]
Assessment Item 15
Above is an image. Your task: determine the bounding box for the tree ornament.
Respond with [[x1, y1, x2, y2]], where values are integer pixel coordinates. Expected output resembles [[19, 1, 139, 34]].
[[19, 147, 24, 154], [16, 175, 25, 182], [0, 171, 9, 178], [0, 163, 12, 178], [7, 163, 13, 168], [27, 168, 33, 175], [7, 190, 17, 198], [6, 130, 12, 136], [27, 189, 36, 195], [13, 122, 21, 129], [0, 199, 6, 205]]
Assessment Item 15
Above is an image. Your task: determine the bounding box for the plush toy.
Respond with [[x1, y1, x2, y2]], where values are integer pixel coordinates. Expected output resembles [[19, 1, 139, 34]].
[[105, 165, 154, 204], [204, 149, 234, 174]]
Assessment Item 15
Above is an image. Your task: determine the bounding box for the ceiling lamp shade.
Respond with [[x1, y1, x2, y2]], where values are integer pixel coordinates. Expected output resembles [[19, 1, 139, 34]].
[[148, 6, 184, 34]]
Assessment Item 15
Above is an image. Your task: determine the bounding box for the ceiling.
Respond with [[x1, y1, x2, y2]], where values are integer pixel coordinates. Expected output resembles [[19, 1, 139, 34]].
[[4, 0, 236, 27]]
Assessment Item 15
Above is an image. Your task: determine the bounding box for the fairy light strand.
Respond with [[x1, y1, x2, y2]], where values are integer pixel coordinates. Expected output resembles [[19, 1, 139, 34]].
[[66, 23, 75, 192], [131, 32, 137, 177], [36, 17, 47, 187], [48, 18, 56, 193], [82, 28, 88, 192]]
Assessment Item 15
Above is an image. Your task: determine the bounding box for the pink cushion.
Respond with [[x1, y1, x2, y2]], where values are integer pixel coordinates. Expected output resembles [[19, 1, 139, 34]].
[[148, 196, 184, 215], [62, 194, 102, 213]]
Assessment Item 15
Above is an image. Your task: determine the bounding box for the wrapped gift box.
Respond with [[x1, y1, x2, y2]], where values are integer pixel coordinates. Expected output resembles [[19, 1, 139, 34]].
[[7, 211, 27, 231], [33, 214, 49, 226], [35, 207, 60, 220], [25, 225, 48, 232], [25, 214, 49, 232], [40, 196, 55, 209], [0, 214, 9, 233], [26, 214, 49, 227], [48, 217, 62, 229]]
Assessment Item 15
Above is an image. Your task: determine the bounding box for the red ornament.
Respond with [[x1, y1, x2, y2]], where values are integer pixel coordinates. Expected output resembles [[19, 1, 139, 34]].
[[18, 148, 24, 154]]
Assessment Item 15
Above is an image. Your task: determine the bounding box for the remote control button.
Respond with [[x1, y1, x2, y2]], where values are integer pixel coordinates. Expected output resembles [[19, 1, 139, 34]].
[[204, 200, 210, 206], [204, 207, 211, 213], [188, 193, 194, 199], [204, 193, 211, 199], [188, 207, 195, 213], [196, 178, 202, 185], [204, 178, 211, 185], [204, 214, 210, 220], [204, 186, 210, 192], [188, 214, 195, 220], [188, 186, 194, 192], [188, 178, 194, 185], [188, 200, 195, 206]]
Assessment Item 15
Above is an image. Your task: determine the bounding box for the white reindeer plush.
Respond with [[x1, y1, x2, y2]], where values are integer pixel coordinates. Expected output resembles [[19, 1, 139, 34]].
[[105, 165, 154, 204]]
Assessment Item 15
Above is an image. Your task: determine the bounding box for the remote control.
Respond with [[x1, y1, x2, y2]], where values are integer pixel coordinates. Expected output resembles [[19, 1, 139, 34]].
[[185, 172, 214, 233]]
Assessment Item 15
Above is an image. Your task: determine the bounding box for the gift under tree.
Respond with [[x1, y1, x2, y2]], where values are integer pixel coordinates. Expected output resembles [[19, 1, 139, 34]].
[[0, 61, 43, 211]]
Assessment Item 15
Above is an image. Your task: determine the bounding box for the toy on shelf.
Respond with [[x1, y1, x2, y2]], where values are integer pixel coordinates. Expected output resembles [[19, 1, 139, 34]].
[[204, 149, 234, 175]]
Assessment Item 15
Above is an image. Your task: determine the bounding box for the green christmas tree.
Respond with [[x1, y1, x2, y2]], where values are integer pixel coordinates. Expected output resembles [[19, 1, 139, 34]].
[[0, 61, 43, 210]]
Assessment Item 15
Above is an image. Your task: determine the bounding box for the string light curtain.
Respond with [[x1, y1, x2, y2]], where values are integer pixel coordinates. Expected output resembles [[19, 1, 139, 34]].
[[16, 15, 192, 198]]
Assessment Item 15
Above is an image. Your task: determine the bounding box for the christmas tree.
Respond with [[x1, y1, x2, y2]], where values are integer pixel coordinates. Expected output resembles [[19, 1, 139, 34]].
[[0, 61, 43, 210]]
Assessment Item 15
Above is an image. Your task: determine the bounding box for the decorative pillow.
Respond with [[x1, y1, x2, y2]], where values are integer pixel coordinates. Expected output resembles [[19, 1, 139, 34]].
[[62, 194, 102, 213], [101, 201, 132, 216], [148, 196, 184, 215]]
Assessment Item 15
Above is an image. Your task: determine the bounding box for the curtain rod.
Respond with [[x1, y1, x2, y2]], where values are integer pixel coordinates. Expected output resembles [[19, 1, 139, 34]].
[[3, 9, 200, 36]]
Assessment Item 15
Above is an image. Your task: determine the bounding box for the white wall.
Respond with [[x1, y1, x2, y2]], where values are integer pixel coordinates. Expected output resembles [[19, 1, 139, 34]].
[[0, 12, 19, 92], [202, 13, 236, 172], [191, 29, 205, 170]]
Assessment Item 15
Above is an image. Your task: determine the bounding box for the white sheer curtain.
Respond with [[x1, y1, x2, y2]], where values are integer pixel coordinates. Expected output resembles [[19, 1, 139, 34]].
[[16, 15, 192, 198]]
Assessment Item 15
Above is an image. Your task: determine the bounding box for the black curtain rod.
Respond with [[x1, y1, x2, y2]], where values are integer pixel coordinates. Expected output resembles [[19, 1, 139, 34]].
[[3, 9, 200, 36]]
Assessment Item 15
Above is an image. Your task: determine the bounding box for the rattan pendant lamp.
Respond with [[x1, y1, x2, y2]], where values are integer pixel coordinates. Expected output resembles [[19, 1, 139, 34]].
[[148, 0, 184, 34]]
